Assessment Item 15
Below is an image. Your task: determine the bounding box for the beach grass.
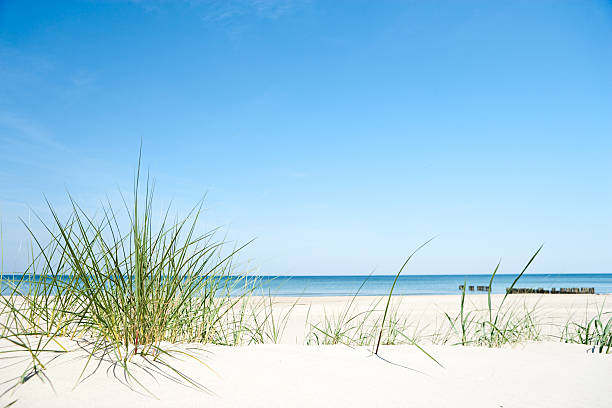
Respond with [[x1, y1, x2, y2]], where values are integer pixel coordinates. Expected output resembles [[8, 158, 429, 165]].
[[561, 303, 612, 353], [375, 238, 434, 355], [0, 161, 260, 395], [440, 247, 543, 347]]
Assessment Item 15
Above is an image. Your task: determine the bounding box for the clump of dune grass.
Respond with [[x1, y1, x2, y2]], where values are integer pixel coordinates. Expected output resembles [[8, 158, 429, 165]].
[[0, 159, 257, 396], [440, 247, 543, 347], [561, 303, 612, 353], [305, 279, 380, 346], [304, 259, 442, 365], [304, 246, 547, 351], [375, 238, 434, 354], [305, 299, 424, 348], [377, 303, 421, 346]]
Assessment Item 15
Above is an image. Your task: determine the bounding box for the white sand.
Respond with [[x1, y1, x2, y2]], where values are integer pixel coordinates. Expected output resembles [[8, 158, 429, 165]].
[[261, 293, 612, 343], [2, 294, 611, 407]]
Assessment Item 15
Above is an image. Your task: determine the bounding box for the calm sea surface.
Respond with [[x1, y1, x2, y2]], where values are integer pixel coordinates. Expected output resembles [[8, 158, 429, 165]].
[[3, 273, 611, 297], [244, 274, 612, 296]]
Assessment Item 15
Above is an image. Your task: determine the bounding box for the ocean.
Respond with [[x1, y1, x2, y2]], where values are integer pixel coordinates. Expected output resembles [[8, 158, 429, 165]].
[[243, 274, 612, 296], [4, 273, 610, 297]]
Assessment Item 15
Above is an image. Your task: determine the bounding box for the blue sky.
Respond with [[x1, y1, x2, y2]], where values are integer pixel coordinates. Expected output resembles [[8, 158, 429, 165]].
[[1, 0, 611, 275]]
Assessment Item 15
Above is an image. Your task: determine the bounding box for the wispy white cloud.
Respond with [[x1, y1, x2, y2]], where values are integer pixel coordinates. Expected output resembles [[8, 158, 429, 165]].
[[0, 44, 55, 98], [289, 171, 308, 178], [0, 113, 67, 153], [0, 113, 77, 181], [0, 44, 55, 75], [0, 43, 99, 108], [71, 70, 97, 88], [124, 0, 307, 19], [60, 69, 99, 101], [203, 0, 306, 21], [193, 0, 307, 26]]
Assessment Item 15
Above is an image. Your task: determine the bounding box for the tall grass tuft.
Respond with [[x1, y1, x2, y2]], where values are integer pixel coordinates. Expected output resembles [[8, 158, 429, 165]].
[[0, 159, 256, 395], [443, 246, 543, 347], [375, 238, 434, 355], [561, 304, 612, 354], [306, 277, 379, 346]]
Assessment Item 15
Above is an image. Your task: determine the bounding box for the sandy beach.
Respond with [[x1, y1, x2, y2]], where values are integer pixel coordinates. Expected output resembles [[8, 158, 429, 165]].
[[2, 294, 611, 407], [264, 293, 612, 343]]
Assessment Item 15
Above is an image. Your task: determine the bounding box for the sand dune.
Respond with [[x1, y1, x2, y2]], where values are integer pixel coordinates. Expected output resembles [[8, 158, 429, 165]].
[[2, 342, 611, 407], [256, 293, 612, 344], [2, 294, 611, 407]]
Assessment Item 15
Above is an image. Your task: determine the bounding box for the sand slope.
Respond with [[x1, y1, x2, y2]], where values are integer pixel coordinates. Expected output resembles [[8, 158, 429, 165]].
[[2, 342, 611, 408], [2, 294, 611, 407]]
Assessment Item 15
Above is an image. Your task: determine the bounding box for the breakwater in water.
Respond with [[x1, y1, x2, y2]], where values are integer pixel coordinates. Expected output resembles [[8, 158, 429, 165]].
[[506, 287, 595, 294], [458, 285, 597, 294]]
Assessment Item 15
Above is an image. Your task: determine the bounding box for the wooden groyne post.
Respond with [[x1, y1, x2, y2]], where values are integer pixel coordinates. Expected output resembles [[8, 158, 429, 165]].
[[505, 287, 595, 295], [458, 285, 490, 292]]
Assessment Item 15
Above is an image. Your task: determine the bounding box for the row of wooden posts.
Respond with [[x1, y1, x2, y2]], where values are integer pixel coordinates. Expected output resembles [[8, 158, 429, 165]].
[[458, 285, 489, 292], [505, 287, 595, 294], [457, 285, 595, 294]]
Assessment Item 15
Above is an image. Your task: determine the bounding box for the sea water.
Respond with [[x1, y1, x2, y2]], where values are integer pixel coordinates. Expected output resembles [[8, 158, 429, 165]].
[[4, 273, 610, 297], [243, 274, 612, 296]]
